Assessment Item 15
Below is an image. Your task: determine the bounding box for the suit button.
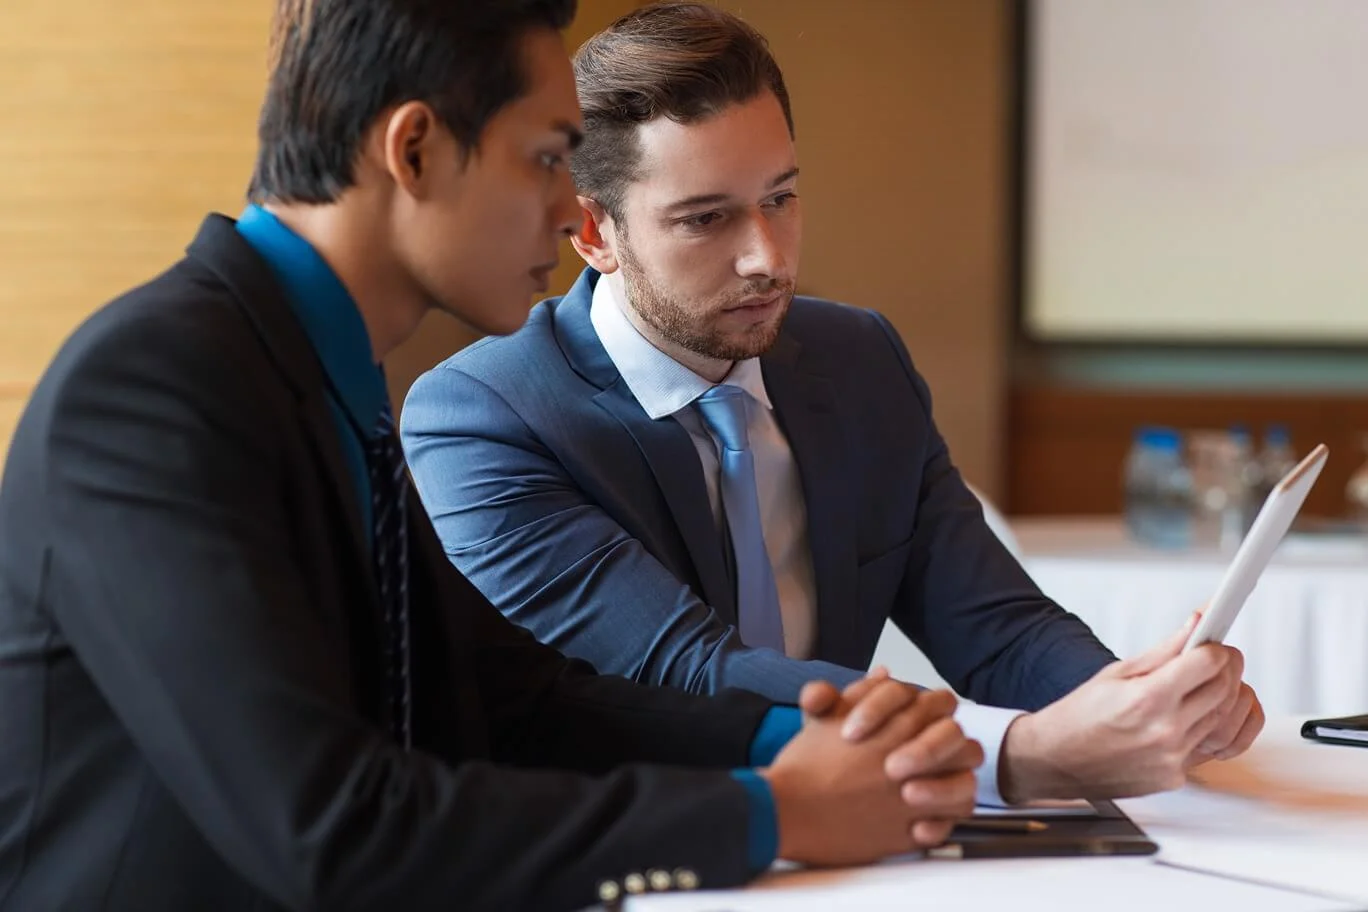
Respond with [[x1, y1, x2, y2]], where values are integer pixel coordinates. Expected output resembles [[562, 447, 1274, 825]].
[[624, 872, 648, 894], [647, 869, 672, 891], [674, 868, 700, 890], [597, 880, 621, 903]]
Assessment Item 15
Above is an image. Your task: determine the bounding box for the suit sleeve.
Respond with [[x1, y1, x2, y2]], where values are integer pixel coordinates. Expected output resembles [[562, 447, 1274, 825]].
[[401, 363, 864, 703], [39, 312, 763, 912], [407, 508, 784, 774], [867, 311, 1117, 711]]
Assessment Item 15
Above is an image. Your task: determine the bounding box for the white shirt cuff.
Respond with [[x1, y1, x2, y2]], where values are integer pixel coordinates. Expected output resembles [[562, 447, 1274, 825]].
[[954, 702, 1026, 807]]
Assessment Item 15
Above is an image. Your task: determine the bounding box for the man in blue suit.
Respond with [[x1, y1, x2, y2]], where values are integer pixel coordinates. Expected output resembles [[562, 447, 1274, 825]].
[[403, 2, 1264, 804]]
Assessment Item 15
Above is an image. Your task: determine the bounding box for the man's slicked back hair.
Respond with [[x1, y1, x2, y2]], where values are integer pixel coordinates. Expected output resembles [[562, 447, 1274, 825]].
[[570, 2, 793, 222]]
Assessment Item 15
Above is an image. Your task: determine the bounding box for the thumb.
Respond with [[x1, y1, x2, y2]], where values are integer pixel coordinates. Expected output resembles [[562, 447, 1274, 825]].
[[798, 680, 843, 719], [1114, 611, 1201, 679], [842, 665, 890, 702], [799, 667, 890, 720]]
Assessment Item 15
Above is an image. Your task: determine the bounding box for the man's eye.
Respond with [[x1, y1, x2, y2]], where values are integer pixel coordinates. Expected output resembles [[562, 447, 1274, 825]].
[[682, 211, 722, 229]]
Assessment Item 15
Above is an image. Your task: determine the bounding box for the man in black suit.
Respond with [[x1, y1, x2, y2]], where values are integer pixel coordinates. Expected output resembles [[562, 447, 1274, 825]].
[[0, 2, 983, 910]]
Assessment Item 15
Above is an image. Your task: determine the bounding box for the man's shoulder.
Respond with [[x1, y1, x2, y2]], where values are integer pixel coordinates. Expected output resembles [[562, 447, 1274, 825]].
[[425, 297, 576, 391], [50, 258, 252, 385], [782, 295, 903, 357], [25, 256, 274, 450]]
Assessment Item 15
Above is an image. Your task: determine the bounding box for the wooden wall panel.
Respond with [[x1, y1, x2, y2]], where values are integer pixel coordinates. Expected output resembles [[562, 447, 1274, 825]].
[[0, 1, 272, 462], [0, 390, 26, 468], [708, 0, 1011, 499], [1007, 386, 1368, 518]]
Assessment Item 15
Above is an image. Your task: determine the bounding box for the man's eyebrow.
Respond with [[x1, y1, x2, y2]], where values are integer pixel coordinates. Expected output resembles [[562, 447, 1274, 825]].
[[663, 191, 730, 212], [662, 168, 801, 213]]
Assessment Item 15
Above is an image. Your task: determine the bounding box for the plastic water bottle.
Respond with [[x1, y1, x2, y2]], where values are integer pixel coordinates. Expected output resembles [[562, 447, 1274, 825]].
[[1239, 425, 1294, 530], [1227, 424, 1260, 543], [1124, 427, 1192, 548]]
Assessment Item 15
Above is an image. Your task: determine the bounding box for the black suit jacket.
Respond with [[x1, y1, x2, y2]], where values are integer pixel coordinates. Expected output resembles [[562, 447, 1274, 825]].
[[0, 216, 772, 911]]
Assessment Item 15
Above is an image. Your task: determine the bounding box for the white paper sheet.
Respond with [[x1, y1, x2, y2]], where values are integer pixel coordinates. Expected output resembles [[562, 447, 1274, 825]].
[[972, 798, 1098, 818], [622, 857, 1352, 911]]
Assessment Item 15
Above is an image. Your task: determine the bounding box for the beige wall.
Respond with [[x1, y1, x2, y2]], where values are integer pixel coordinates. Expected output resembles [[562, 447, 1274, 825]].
[[715, 0, 1011, 498], [0, 0, 1010, 498], [0, 1, 642, 464], [390, 3, 1014, 499], [0, 1, 272, 459]]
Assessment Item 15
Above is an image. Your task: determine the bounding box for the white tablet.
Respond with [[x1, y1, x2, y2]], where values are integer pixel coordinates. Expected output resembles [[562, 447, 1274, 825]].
[[1183, 443, 1329, 651]]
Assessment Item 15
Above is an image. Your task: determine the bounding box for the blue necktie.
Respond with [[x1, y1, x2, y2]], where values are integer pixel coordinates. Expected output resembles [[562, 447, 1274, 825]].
[[365, 404, 412, 749], [696, 385, 786, 653]]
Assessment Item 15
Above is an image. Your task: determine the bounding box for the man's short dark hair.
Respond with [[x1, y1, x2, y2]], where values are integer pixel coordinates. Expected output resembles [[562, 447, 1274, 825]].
[[570, 2, 793, 223], [249, 0, 577, 204]]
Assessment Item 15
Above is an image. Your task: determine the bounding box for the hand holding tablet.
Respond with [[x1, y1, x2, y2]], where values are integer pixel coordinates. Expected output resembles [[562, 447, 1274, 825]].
[[1183, 443, 1329, 652]]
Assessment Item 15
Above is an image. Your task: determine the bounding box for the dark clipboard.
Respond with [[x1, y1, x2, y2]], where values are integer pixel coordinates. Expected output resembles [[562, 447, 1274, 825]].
[[945, 800, 1158, 857], [1301, 713, 1368, 748]]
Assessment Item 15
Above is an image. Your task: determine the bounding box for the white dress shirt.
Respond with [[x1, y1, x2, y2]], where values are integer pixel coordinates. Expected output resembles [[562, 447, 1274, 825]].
[[589, 272, 1021, 805]]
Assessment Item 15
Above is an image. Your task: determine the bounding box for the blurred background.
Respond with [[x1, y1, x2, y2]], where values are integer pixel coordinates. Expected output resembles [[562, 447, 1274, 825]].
[[4, 0, 1367, 714]]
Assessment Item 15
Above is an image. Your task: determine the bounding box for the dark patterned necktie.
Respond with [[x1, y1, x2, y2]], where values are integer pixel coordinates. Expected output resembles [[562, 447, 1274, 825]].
[[364, 403, 411, 749]]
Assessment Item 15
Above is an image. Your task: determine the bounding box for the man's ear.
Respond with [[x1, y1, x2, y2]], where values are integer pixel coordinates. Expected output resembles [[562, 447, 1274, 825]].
[[379, 100, 443, 197], [569, 196, 620, 274]]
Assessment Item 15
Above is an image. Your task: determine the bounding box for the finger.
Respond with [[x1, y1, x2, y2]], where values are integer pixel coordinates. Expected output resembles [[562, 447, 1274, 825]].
[[1175, 663, 1240, 750], [829, 670, 891, 717], [1113, 611, 1201, 679], [1222, 645, 1245, 683], [1149, 642, 1230, 704], [798, 680, 843, 720], [844, 666, 890, 700], [885, 719, 982, 780], [1197, 670, 1243, 753], [866, 688, 959, 749], [910, 818, 956, 849], [803, 667, 891, 720], [842, 679, 920, 741], [899, 770, 978, 820], [1197, 680, 1254, 755], [1213, 687, 1265, 760]]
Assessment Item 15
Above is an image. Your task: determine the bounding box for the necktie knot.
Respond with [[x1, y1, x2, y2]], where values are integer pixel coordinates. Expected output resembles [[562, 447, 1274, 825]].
[[696, 385, 751, 452]]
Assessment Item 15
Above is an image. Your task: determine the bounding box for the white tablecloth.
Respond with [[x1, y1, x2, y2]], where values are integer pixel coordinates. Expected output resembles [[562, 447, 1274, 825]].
[[1016, 517, 1368, 717], [623, 719, 1368, 911]]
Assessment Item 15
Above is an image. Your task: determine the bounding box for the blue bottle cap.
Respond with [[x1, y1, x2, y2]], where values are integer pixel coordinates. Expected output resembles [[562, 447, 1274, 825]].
[[1136, 426, 1181, 451]]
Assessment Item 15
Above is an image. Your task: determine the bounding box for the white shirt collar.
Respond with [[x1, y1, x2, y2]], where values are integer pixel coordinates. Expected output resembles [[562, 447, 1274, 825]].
[[589, 270, 774, 421]]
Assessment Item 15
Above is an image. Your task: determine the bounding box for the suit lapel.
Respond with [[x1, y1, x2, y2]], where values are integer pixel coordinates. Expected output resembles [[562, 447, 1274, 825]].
[[297, 399, 374, 579], [763, 334, 864, 668], [185, 215, 374, 588], [556, 270, 737, 622], [592, 381, 736, 621]]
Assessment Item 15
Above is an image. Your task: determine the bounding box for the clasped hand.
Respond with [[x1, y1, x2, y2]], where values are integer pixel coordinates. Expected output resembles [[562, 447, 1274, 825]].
[[761, 668, 981, 866]]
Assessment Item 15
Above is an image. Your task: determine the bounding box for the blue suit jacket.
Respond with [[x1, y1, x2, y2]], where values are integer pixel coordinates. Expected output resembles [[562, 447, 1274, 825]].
[[402, 269, 1114, 708]]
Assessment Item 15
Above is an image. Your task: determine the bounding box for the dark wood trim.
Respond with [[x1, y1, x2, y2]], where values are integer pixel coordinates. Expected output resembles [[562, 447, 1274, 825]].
[[1007, 386, 1368, 518]]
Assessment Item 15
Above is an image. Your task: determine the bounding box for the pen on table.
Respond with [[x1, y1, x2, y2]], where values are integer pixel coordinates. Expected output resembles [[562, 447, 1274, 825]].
[[927, 838, 1159, 860], [952, 818, 1049, 833]]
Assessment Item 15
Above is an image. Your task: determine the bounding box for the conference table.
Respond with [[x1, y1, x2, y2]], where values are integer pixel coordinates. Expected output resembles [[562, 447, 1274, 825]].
[[1015, 517, 1368, 717], [621, 719, 1368, 911]]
